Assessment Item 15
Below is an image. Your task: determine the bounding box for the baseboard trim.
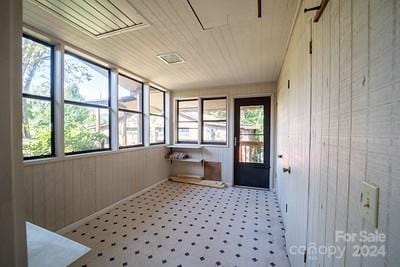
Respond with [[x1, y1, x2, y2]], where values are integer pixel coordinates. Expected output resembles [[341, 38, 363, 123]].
[[57, 179, 168, 235]]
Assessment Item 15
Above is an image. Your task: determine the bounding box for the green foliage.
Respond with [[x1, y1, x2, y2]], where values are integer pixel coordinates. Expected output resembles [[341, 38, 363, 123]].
[[240, 106, 264, 134], [22, 98, 52, 157], [22, 38, 108, 157], [64, 85, 108, 153]]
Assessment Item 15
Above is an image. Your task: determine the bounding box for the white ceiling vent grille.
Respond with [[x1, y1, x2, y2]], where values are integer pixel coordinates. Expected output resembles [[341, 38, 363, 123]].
[[29, 0, 149, 39], [157, 52, 185, 64]]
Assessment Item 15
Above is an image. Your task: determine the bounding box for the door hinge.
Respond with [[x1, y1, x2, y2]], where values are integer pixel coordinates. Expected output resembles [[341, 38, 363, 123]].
[[304, 249, 307, 263], [285, 203, 288, 213], [288, 79, 290, 89], [309, 41, 313, 54]]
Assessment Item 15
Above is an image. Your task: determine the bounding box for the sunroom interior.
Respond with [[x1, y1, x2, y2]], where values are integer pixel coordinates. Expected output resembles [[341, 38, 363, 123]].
[[1, 0, 399, 267]]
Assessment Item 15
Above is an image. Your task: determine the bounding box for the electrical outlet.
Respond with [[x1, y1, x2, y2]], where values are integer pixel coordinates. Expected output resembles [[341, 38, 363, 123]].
[[361, 182, 379, 228]]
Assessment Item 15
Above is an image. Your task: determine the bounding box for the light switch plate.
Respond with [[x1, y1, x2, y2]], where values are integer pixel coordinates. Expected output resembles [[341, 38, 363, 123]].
[[361, 181, 379, 228]]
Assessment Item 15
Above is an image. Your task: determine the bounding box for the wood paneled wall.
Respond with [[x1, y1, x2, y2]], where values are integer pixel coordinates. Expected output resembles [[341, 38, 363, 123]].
[[23, 146, 169, 231], [277, 0, 400, 266], [171, 82, 277, 187]]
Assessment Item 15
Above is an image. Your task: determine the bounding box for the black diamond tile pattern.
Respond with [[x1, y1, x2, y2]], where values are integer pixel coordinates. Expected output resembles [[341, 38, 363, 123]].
[[67, 181, 289, 267]]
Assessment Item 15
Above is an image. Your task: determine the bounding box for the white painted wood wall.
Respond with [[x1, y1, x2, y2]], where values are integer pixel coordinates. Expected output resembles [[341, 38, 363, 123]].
[[277, 0, 400, 266], [23, 147, 169, 231], [171, 82, 277, 187]]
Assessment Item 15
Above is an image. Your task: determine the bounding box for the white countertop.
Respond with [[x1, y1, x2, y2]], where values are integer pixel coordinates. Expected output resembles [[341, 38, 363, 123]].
[[26, 222, 90, 267]]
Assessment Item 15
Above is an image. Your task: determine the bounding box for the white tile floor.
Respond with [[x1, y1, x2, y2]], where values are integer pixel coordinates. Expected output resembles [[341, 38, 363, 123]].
[[66, 181, 289, 267]]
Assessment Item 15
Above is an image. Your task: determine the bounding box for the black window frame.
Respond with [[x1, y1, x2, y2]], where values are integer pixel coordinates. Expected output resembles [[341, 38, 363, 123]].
[[149, 87, 166, 145], [176, 98, 199, 144], [22, 34, 56, 160], [118, 73, 144, 149], [63, 51, 112, 155], [201, 97, 227, 145]]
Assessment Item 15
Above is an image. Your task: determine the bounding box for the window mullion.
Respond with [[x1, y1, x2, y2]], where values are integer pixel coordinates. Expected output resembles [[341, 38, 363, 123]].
[[54, 43, 64, 158], [143, 83, 150, 146], [198, 98, 202, 145], [110, 69, 118, 151]]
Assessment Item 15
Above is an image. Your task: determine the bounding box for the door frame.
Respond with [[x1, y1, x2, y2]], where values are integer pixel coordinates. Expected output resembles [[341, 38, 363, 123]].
[[230, 93, 276, 189]]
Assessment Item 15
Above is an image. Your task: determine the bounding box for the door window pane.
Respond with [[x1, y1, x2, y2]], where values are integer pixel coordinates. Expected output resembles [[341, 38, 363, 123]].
[[64, 104, 110, 153], [239, 105, 264, 163]]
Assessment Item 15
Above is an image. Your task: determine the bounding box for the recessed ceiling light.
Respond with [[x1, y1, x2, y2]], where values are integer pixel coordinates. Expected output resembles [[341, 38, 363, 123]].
[[157, 52, 185, 64]]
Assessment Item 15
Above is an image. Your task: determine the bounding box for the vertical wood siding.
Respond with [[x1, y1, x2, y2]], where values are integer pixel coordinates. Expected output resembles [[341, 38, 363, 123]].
[[23, 147, 169, 231], [277, 0, 400, 266]]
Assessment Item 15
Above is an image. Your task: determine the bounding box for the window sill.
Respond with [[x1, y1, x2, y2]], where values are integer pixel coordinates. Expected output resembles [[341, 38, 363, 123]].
[[171, 143, 229, 149], [23, 145, 168, 166]]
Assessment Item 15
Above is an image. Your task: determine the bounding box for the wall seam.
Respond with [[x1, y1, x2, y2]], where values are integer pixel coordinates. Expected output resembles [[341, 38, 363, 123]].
[[343, 0, 353, 264]]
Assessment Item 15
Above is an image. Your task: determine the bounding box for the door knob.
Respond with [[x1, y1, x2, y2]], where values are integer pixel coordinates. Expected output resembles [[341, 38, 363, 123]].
[[283, 167, 291, 174], [278, 154, 283, 158]]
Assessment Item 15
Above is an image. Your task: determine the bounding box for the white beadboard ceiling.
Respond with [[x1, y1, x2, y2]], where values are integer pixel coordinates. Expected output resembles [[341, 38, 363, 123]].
[[23, 0, 300, 90]]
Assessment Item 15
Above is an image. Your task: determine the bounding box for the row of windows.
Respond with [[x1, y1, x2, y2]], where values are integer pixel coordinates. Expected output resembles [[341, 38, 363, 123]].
[[177, 97, 227, 145], [22, 35, 165, 160]]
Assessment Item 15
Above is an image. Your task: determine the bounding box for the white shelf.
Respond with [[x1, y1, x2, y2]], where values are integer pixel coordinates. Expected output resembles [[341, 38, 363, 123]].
[[167, 158, 203, 163], [167, 144, 202, 149]]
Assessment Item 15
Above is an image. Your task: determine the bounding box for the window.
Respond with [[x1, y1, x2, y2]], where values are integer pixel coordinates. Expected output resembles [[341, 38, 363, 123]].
[[22, 36, 54, 159], [63, 53, 111, 154], [118, 74, 143, 147], [201, 97, 227, 144], [177, 99, 199, 143], [149, 87, 165, 144]]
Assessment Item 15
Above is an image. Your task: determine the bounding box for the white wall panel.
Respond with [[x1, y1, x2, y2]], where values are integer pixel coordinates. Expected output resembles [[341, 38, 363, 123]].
[[277, 0, 400, 266], [23, 147, 169, 231]]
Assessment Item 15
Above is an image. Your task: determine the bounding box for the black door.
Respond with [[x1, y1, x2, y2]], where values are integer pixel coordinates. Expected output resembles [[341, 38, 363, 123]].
[[234, 97, 271, 188]]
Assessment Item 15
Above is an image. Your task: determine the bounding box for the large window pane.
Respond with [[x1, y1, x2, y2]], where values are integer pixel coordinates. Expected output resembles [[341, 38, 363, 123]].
[[150, 87, 165, 144], [22, 36, 54, 159], [178, 122, 198, 143], [22, 38, 52, 97], [201, 98, 227, 144], [64, 53, 109, 106], [119, 111, 142, 147], [177, 99, 198, 143], [64, 104, 110, 153], [150, 115, 165, 144], [203, 121, 227, 143], [178, 100, 198, 122], [22, 98, 52, 158], [203, 98, 226, 120], [118, 75, 142, 111], [150, 88, 164, 115]]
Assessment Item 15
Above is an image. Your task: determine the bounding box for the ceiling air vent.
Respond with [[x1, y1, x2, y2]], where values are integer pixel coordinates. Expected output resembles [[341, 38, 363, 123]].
[[29, 0, 149, 39], [157, 52, 185, 64]]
